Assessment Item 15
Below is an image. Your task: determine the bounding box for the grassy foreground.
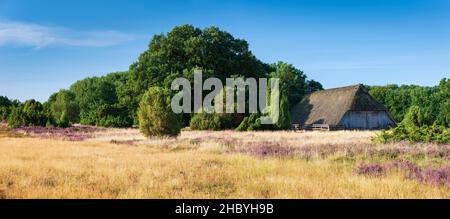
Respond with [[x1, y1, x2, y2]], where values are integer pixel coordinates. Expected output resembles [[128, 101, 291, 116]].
[[0, 126, 448, 198]]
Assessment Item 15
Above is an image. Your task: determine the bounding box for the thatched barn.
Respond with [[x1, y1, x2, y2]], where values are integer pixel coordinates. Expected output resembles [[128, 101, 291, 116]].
[[290, 84, 396, 130]]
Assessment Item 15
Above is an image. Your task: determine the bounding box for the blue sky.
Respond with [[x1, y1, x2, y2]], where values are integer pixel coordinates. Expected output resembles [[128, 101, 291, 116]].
[[0, 0, 449, 102]]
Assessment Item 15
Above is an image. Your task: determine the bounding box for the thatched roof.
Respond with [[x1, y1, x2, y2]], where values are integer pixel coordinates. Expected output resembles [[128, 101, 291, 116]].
[[291, 84, 391, 126]]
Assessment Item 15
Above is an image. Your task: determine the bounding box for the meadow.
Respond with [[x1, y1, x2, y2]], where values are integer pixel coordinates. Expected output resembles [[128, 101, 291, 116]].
[[0, 123, 448, 199]]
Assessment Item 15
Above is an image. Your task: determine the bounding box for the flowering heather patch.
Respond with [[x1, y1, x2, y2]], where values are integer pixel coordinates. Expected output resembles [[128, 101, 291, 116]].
[[355, 160, 450, 187], [231, 141, 297, 158], [229, 141, 372, 160], [354, 164, 386, 177], [227, 137, 450, 162], [424, 146, 450, 159], [365, 144, 450, 160], [384, 160, 419, 172], [420, 166, 450, 187], [15, 125, 105, 141], [384, 160, 423, 180]]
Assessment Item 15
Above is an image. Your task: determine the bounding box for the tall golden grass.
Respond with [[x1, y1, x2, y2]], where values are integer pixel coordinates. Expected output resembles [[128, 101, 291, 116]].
[[0, 127, 448, 198]]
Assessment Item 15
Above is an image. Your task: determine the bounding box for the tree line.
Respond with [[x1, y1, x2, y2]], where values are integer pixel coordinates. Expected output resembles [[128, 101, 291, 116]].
[[0, 25, 322, 136], [0, 24, 447, 142], [369, 79, 449, 143]]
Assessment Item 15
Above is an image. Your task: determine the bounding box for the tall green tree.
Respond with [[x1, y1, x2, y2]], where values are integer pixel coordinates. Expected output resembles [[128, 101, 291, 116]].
[[49, 90, 80, 127], [0, 96, 11, 107], [436, 78, 449, 126], [22, 99, 47, 127], [0, 106, 10, 122], [102, 71, 135, 126], [70, 77, 117, 125], [128, 25, 270, 121], [269, 62, 307, 106], [8, 106, 24, 128], [0, 96, 12, 121], [306, 79, 324, 93]]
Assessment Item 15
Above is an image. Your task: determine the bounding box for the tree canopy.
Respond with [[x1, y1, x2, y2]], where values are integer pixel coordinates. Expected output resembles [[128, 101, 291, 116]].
[[69, 76, 132, 127], [369, 78, 449, 127], [269, 62, 307, 106], [127, 25, 271, 121]]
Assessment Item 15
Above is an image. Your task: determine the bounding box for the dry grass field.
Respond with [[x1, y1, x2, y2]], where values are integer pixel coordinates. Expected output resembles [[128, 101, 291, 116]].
[[0, 124, 448, 198]]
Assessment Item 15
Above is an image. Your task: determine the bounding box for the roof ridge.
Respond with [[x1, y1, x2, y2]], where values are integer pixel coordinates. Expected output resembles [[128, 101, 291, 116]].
[[310, 84, 363, 95]]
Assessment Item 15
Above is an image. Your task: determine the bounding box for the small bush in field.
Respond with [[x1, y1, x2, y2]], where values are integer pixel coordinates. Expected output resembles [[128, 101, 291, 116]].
[[138, 87, 181, 137], [189, 110, 241, 130], [190, 111, 222, 131], [235, 111, 280, 131], [236, 113, 263, 131]]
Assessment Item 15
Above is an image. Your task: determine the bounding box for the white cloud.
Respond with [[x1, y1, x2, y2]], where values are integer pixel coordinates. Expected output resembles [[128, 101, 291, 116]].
[[0, 20, 135, 48]]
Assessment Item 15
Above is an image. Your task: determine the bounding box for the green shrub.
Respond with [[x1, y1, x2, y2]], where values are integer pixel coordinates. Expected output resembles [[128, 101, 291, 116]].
[[217, 112, 244, 129], [189, 110, 244, 131], [236, 113, 265, 131], [236, 94, 291, 131], [190, 111, 222, 131], [138, 87, 181, 137], [236, 116, 250, 131]]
